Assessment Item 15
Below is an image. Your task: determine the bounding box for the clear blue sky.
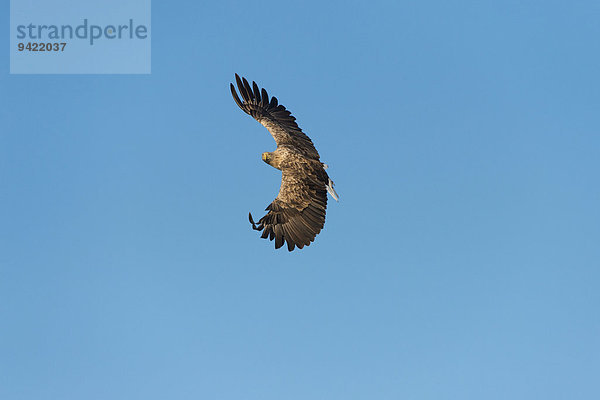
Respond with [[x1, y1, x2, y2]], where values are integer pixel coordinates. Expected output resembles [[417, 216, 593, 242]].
[[2, 1, 599, 399]]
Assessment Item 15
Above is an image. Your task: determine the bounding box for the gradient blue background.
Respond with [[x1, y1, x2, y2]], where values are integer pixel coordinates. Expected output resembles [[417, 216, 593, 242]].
[[1, 1, 599, 399]]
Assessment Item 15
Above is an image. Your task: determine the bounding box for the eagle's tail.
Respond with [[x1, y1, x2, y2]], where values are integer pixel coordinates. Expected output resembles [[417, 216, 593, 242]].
[[326, 177, 339, 202], [322, 164, 339, 201]]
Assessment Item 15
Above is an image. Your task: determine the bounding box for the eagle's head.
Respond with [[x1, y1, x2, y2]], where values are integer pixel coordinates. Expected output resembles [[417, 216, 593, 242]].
[[262, 151, 283, 170], [262, 152, 271, 165]]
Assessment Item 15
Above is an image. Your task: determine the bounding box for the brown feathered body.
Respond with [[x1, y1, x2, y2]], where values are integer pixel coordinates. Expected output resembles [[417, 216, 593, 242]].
[[230, 74, 337, 251]]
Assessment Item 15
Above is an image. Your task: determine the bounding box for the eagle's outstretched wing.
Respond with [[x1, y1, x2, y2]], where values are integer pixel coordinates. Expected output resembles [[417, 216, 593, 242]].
[[249, 161, 328, 252], [230, 74, 320, 159]]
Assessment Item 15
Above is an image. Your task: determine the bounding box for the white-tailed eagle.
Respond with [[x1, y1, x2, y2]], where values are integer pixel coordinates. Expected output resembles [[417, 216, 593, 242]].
[[230, 74, 338, 251]]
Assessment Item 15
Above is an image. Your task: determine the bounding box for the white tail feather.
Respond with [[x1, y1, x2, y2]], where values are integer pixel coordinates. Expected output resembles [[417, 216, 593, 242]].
[[327, 178, 339, 201]]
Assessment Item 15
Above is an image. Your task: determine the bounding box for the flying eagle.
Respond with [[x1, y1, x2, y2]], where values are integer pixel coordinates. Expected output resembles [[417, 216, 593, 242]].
[[230, 74, 338, 251]]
